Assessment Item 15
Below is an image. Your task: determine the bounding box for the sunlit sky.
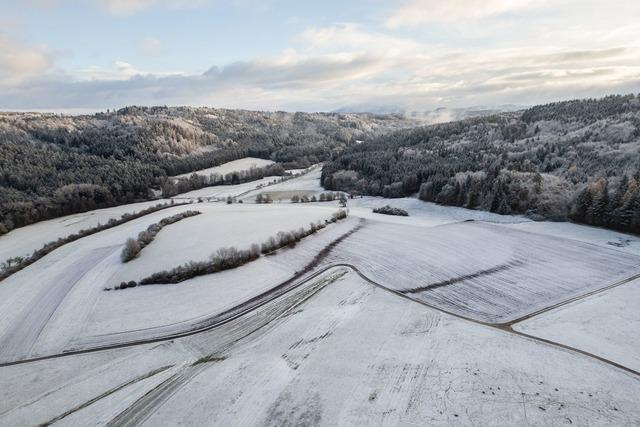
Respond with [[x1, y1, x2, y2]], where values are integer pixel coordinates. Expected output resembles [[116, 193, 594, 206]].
[[1, 0, 639, 112]]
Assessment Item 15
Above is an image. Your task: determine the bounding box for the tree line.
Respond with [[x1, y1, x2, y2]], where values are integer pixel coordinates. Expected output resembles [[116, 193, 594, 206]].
[[112, 209, 348, 288], [1, 107, 413, 233], [322, 94, 640, 234]]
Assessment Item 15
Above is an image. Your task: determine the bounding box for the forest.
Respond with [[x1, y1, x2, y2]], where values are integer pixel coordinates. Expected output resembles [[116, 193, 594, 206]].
[[0, 107, 414, 233], [322, 94, 640, 234]]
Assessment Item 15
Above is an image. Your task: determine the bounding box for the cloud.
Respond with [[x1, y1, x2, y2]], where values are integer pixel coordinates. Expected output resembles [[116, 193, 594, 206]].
[[2, 42, 639, 113], [25, 0, 209, 16], [138, 37, 165, 57], [0, 34, 54, 85], [101, 0, 210, 16], [2, 3, 640, 112], [386, 0, 537, 28], [300, 23, 421, 55]]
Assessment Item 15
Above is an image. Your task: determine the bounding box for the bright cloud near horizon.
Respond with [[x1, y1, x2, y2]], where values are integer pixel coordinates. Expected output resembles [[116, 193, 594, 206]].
[[1, 0, 639, 112]]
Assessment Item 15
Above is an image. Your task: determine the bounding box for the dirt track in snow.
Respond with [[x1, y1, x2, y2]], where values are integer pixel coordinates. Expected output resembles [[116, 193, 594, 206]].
[[0, 246, 117, 362]]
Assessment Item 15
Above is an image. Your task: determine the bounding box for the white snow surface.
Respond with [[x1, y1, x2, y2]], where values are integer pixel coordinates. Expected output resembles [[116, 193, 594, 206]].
[[171, 176, 282, 200], [514, 278, 640, 372], [1, 271, 639, 426], [505, 220, 640, 255], [0, 200, 170, 262], [319, 219, 640, 323], [2, 167, 640, 425], [170, 157, 274, 180], [0, 203, 350, 361]]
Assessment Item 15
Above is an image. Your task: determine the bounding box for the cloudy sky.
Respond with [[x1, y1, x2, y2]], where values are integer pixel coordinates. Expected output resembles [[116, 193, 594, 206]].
[[1, 0, 639, 112]]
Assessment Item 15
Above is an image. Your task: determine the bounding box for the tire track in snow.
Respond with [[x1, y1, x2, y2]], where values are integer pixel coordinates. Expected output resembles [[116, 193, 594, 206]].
[[1, 227, 639, 379], [39, 364, 174, 426], [0, 246, 116, 362], [105, 364, 210, 427]]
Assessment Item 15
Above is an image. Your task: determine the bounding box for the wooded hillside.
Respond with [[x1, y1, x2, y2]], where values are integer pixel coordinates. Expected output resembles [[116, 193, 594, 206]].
[[322, 94, 640, 234]]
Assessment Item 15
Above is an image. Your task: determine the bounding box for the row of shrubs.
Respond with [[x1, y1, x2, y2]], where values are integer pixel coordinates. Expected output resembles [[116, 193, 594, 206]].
[[291, 193, 350, 204], [372, 205, 409, 217], [259, 210, 347, 253], [255, 193, 274, 204], [0, 202, 186, 282], [112, 209, 349, 289], [121, 210, 202, 262]]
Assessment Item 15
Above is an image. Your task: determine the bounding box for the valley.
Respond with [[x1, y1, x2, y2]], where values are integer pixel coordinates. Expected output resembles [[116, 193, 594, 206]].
[[1, 158, 639, 425]]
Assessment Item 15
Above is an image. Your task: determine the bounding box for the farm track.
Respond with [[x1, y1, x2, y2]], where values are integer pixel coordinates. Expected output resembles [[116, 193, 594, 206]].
[[1, 266, 639, 379], [1, 220, 639, 381]]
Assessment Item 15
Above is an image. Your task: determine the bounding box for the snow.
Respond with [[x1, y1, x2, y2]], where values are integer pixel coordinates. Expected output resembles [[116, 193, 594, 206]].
[[171, 176, 282, 200], [0, 200, 170, 262], [170, 157, 274, 180], [240, 168, 325, 201], [0, 201, 355, 361], [514, 278, 640, 372], [504, 220, 640, 256], [2, 166, 640, 425], [318, 219, 640, 323], [3, 271, 639, 425], [346, 196, 529, 227], [150, 272, 640, 426]]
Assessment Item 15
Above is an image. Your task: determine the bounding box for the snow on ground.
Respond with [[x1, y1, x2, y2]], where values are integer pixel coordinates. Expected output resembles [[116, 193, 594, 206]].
[[0, 203, 203, 362], [171, 176, 282, 200], [347, 196, 529, 227], [240, 168, 325, 201], [2, 166, 640, 424], [3, 271, 638, 425], [76, 209, 355, 341], [170, 157, 274, 180], [151, 272, 640, 426], [514, 278, 640, 372], [503, 220, 640, 256], [319, 219, 640, 323], [0, 201, 355, 361], [0, 200, 170, 262]]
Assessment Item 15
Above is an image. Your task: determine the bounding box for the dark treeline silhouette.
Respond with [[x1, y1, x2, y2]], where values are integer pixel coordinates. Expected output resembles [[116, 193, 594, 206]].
[[322, 94, 640, 234], [0, 107, 414, 234]]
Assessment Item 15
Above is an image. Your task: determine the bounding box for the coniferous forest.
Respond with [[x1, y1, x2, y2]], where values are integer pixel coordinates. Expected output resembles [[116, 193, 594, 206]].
[[0, 107, 414, 233], [3, 95, 640, 235], [322, 94, 640, 234]]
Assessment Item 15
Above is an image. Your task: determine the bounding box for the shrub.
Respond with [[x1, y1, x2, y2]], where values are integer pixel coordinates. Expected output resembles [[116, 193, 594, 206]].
[[122, 209, 350, 288], [120, 210, 201, 263], [121, 238, 142, 262], [372, 205, 409, 216]]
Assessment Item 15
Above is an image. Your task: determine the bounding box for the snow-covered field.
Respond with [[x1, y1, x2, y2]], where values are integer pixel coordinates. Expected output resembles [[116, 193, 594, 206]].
[[170, 157, 274, 180], [0, 202, 352, 361], [1, 166, 640, 425], [319, 219, 640, 323], [0, 200, 170, 262], [1, 271, 639, 426], [171, 176, 282, 200], [514, 278, 640, 372], [505, 220, 640, 256], [240, 168, 325, 201]]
